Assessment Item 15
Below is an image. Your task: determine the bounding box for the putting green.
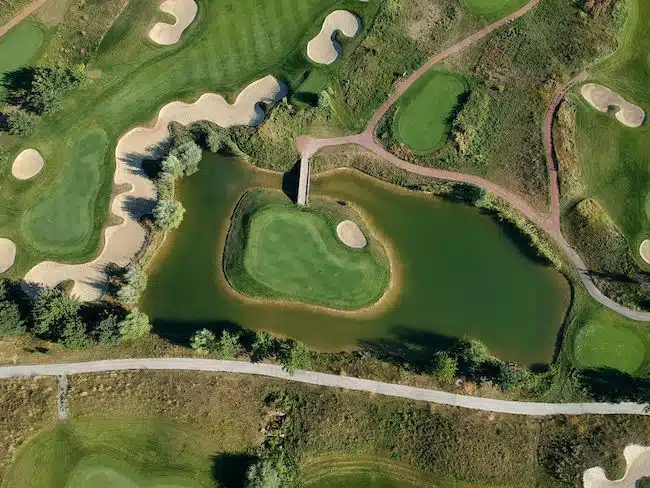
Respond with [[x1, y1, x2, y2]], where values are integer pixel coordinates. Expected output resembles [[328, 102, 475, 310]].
[[22, 128, 109, 256], [394, 70, 467, 154], [573, 321, 646, 374], [2, 420, 216, 488], [224, 189, 390, 310], [0, 20, 45, 101], [461, 0, 528, 19]]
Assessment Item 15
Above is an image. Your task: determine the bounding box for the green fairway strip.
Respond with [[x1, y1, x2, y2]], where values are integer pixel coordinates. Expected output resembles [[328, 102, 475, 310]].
[[394, 70, 467, 154], [0, 20, 45, 101], [461, 0, 528, 20]]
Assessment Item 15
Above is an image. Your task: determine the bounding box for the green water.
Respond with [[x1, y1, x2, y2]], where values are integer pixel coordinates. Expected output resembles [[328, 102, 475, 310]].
[[142, 153, 570, 365]]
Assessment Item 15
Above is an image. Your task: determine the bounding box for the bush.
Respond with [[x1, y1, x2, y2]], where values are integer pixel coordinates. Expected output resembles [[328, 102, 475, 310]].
[[245, 460, 281, 488], [215, 330, 242, 358], [279, 340, 311, 374], [116, 267, 148, 305], [430, 351, 457, 382], [119, 308, 151, 341], [153, 199, 185, 230], [252, 331, 277, 362], [5, 109, 37, 136], [191, 328, 216, 355]]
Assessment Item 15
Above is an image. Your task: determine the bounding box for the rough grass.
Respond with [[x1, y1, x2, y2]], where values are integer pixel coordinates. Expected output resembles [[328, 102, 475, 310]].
[[0, 0, 33, 25], [223, 189, 390, 310], [394, 70, 468, 154]]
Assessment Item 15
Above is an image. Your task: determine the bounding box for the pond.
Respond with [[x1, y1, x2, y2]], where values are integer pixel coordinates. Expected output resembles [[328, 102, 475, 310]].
[[141, 152, 570, 365]]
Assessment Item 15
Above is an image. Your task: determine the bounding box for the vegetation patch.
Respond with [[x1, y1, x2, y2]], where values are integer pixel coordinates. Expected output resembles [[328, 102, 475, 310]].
[[224, 189, 390, 311], [394, 70, 468, 154], [573, 321, 646, 374]]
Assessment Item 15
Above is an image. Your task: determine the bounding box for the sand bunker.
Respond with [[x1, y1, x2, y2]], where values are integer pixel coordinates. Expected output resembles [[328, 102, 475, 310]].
[[583, 445, 650, 487], [0, 238, 16, 273], [12, 149, 44, 180], [640, 239, 650, 265], [336, 220, 367, 249], [24, 75, 286, 301], [581, 83, 646, 128], [307, 10, 360, 65], [148, 0, 198, 45]]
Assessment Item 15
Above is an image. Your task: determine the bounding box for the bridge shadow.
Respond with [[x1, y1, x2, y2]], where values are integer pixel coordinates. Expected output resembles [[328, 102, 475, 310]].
[[282, 159, 300, 203]]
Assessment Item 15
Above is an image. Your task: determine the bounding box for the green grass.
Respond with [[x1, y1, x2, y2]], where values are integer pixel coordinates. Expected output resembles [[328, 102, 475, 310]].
[[1, 419, 216, 488], [0, 20, 46, 101], [224, 189, 390, 310], [461, 0, 528, 21], [574, 0, 650, 267], [0, 0, 380, 277], [394, 70, 467, 154], [21, 127, 109, 256]]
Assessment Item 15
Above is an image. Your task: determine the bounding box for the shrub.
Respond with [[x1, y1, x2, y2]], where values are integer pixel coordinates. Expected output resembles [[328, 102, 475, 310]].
[[215, 330, 242, 358], [279, 340, 311, 374], [245, 460, 281, 488], [430, 351, 457, 382], [153, 199, 185, 230], [119, 308, 151, 341], [116, 267, 148, 305], [5, 109, 37, 136], [191, 328, 216, 355], [252, 331, 277, 362]]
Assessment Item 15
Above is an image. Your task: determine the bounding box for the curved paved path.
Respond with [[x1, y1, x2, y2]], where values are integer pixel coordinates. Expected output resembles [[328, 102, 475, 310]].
[[297, 1, 650, 322], [0, 358, 648, 416], [0, 0, 49, 38]]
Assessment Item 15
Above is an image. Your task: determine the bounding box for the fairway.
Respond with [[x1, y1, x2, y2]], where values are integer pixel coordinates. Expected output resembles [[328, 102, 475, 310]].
[[394, 70, 467, 154], [0, 20, 45, 101], [224, 189, 390, 310], [22, 128, 109, 256], [461, 0, 528, 19], [2, 420, 216, 488], [573, 312, 647, 374]]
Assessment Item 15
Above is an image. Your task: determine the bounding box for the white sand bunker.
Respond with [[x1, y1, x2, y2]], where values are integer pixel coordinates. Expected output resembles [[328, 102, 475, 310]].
[[24, 75, 286, 301], [307, 10, 360, 65], [583, 445, 650, 488], [12, 149, 44, 180], [640, 239, 650, 265], [0, 238, 16, 273], [581, 83, 646, 128], [336, 220, 367, 249], [148, 0, 198, 45]]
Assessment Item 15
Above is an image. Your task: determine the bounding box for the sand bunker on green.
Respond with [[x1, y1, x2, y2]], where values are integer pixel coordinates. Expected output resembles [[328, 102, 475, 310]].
[[12, 149, 44, 180], [224, 189, 390, 311], [394, 70, 467, 154], [573, 321, 646, 374]]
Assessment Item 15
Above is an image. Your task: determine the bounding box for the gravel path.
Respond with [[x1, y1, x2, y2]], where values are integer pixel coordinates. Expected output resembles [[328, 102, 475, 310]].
[[0, 0, 49, 38], [0, 358, 647, 416]]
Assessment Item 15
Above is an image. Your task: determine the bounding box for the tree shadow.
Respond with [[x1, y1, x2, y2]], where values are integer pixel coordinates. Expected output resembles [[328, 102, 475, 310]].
[[121, 195, 155, 220], [580, 367, 650, 403], [2, 67, 35, 105], [211, 453, 256, 488], [152, 318, 255, 349], [282, 159, 300, 203]]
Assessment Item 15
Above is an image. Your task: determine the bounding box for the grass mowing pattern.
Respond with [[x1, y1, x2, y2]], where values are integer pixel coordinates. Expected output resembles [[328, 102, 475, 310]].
[[394, 71, 467, 154], [22, 128, 109, 255], [224, 189, 390, 311], [2, 419, 215, 488], [0, 20, 45, 101]]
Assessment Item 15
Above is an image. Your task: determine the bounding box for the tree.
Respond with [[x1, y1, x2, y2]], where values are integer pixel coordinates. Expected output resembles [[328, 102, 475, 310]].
[[119, 308, 151, 341], [31, 287, 81, 339], [116, 267, 148, 305], [23, 65, 88, 115], [191, 328, 216, 355], [173, 140, 202, 176], [244, 460, 281, 488], [0, 281, 25, 336], [5, 109, 37, 136], [457, 338, 491, 374], [62, 318, 90, 349], [95, 312, 121, 345], [153, 199, 185, 230], [161, 154, 183, 180], [494, 361, 528, 392], [430, 351, 457, 382], [251, 330, 276, 362], [215, 330, 241, 358], [278, 340, 310, 374]]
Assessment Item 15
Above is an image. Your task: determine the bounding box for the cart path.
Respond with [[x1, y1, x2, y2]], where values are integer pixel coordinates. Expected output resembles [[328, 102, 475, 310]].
[[0, 0, 49, 38], [1, 358, 648, 416]]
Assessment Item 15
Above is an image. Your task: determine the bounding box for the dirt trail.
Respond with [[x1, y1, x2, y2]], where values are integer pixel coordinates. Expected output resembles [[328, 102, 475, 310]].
[[0, 0, 49, 38]]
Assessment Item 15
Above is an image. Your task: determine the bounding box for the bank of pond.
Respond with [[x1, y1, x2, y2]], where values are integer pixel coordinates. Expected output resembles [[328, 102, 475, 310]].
[[141, 153, 570, 366]]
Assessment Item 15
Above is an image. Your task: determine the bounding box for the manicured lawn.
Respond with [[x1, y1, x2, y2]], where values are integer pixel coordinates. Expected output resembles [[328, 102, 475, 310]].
[[394, 70, 467, 154], [22, 127, 109, 256], [224, 189, 390, 310], [1, 419, 216, 488], [573, 306, 648, 375], [0, 20, 45, 101], [574, 0, 650, 266], [461, 0, 528, 20]]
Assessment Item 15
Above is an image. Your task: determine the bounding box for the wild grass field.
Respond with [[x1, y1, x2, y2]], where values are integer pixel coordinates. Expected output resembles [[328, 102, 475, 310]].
[[223, 189, 390, 310]]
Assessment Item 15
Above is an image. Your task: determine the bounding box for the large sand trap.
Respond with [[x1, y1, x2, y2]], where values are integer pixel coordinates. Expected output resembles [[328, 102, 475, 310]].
[[0, 238, 16, 273], [148, 0, 198, 45], [640, 239, 650, 265], [336, 220, 367, 249], [581, 83, 646, 128], [12, 149, 44, 180], [307, 10, 360, 65], [24, 75, 286, 301], [583, 445, 650, 487]]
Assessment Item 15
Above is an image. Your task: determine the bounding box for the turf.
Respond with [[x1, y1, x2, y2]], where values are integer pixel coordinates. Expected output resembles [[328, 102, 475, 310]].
[[574, 0, 650, 266], [1, 419, 216, 488], [0, 20, 45, 101], [21, 127, 109, 256], [572, 305, 648, 375], [394, 70, 467, 154], [461, 0, 528, 20], [224, 189, 390, 310]]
